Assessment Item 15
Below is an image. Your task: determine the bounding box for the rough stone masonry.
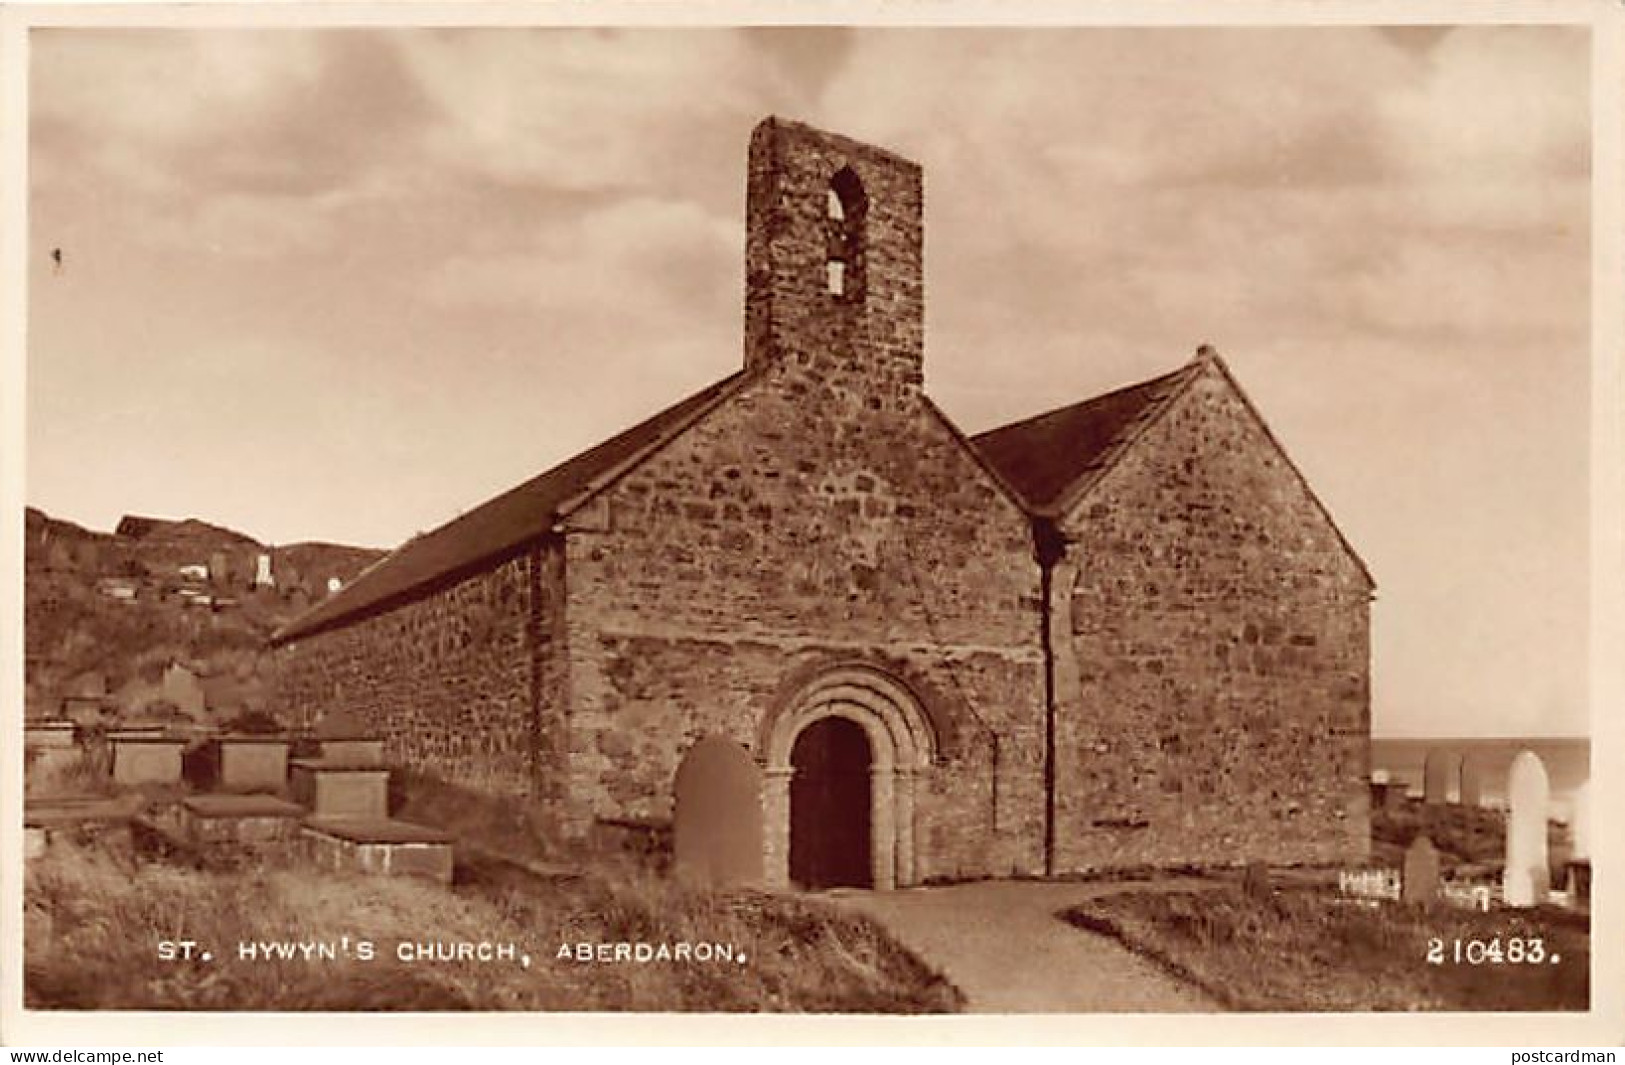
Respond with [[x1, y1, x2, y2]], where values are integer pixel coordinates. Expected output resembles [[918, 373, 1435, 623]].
[[270, 116, 1373, 888]]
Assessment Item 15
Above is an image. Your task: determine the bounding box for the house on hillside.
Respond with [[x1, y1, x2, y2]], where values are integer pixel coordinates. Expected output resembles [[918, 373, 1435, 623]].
[[271, 118, 1373, 889]]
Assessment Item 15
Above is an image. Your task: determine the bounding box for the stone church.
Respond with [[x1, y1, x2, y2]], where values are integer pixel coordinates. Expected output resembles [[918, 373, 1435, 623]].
[[271, 117, 1373, 889]]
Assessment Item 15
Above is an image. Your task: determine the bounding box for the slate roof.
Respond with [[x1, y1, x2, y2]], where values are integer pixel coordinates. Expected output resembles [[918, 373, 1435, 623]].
[[970, 362, 1197, 514], [272, 370, 749, 643], [277, 348, 1370, 645], [972, 349, 1373, 588]]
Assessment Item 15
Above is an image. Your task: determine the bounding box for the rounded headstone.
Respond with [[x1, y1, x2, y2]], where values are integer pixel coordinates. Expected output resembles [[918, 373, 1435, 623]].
[[1423, 748, 1454, 805], [1571, 779, 1590, 860], [674, 737, 763, 889], [1402, 834, 1441, 907], [1503, 750, 1551, 907], [1458, 753, 1483, 808]]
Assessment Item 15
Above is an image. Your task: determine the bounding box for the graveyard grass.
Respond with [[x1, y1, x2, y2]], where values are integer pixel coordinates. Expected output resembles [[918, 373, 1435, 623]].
[[24, 835, 962, 1011], [23, 761, 962, 1013], [1064, 798, 1587, 1011], [1065, 885, 1588, 1011]]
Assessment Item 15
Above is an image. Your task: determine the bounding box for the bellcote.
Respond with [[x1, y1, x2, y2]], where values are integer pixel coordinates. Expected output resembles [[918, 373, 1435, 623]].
[[742, 118, 925, 399]]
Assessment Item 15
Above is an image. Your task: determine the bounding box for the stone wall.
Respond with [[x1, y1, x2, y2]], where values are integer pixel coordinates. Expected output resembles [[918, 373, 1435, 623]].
[[270, 546, 566, 807], [743, 117, 924, 396], [543, 118, 1047, 879], [558, 371, 1047, 879], [1051, 362, 1371, 870]]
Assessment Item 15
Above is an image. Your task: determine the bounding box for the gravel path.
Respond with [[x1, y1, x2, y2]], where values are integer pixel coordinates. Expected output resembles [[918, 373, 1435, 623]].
[[831, 878, 1224, 1013]]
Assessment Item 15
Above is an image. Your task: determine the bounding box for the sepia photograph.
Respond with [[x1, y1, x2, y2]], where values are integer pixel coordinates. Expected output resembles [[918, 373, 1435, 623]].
[[3, 2, 1620, 1045]]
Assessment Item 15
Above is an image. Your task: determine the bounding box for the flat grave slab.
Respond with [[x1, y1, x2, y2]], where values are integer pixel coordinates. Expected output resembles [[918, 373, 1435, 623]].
[[302, 817, 454, 884], [304, 816, 452, 844], [24, 722, 77, 748], [315, 737, 385, 766], [107, 723, 168, 739], [25, 796, 138, 827], [183, 794, 305, 818], [179, 793, 306, 845], [24, 796, 138, 855]]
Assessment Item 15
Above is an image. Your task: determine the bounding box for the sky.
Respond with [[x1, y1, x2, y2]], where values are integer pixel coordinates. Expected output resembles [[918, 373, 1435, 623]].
[[24, 24, 1592, 738]]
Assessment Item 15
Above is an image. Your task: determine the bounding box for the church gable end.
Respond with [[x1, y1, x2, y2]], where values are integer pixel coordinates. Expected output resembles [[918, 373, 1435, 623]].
[[555, 306, 1047, 882], [1048, 353, 1371, 871]]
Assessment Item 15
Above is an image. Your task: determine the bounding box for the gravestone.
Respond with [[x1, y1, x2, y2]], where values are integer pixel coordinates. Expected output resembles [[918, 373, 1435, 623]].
[[1571, 779, 1591, 860], [1458, 753, 1483, 808], [312, 710, 384, 764], [68, 670, 108, 699], [1402, 835, 1441, 907], [1503, 750, 1550, 908], [1423, 748, 1453, 805], [289, 759, 389, 818], [161, 663, 205, 718], [1242, 861, 1272, 901], [318, 737, 385, 765], [209, 551, 232, 588], [1566, 779, 1592, 909], [673, 737, 763, 888], [316, 709, 369, 739], [218, 736, 291, 793], [111, 735, 185, 786]]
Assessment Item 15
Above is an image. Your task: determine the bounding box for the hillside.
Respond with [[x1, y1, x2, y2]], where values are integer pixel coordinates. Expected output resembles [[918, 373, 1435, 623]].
[[24, 506, 385, 727]]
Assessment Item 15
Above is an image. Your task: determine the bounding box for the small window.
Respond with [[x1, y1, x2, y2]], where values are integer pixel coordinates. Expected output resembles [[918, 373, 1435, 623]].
[[826, 260, 846, 296], [826, 188, 845, 222], [825, 166, 866, 303]]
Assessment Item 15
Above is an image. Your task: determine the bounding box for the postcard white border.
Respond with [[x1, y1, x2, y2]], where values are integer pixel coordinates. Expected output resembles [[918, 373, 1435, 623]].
[[1, 0, 1620, 1047]]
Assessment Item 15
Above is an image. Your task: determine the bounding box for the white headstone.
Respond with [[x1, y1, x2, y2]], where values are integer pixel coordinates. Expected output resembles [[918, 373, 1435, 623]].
[[1503, 750, 1550, 907], [1423, 748, 1454, 805], [1571, 779, 1590, 860], [254, 553, 274, 587], [1458, 753, 1483, 807]]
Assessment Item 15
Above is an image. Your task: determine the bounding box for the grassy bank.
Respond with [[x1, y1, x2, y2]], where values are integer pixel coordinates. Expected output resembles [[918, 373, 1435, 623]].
[[1066, 887, 1588, 1011], [25, 840, 961, 1012]]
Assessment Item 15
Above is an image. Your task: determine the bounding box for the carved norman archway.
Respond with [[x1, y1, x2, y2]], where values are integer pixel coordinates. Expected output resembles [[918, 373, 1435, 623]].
[[762, 666, 936, 890]]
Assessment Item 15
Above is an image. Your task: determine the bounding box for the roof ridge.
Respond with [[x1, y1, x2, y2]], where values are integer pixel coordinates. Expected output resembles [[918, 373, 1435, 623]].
[[970, 356, 1200, 513], [969, 363, 1191, 448], [1047, 358, 1206, 515]]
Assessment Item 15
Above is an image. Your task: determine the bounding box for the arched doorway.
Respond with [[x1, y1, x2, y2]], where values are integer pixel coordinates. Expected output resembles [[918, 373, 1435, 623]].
[[761, 665, 938, 891], [789, 716, 873, 888]]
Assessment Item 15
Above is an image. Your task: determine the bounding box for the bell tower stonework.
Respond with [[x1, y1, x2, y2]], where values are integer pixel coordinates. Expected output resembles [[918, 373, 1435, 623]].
[[743, 117, 925, 405]]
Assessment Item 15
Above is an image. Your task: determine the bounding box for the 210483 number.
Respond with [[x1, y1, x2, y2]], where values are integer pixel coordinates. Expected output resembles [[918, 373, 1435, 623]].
[[1426, 937, 1559, 965]]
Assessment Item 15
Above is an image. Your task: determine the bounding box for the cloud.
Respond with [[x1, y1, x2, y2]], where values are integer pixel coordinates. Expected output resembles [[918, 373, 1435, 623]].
[[391, 29, 796, 200], [800, 26, 1587, 406], [424, 195, 737, 317], [30, 30, 433, 259], [1377, 26, 1590, 182]]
